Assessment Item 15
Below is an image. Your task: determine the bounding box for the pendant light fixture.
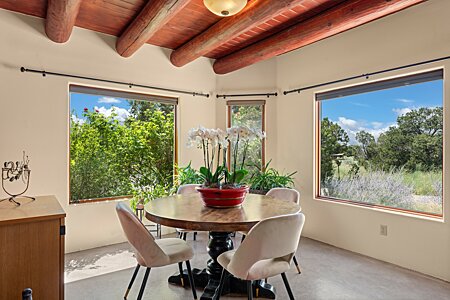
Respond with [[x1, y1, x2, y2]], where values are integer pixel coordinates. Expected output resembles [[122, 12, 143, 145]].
[[203, 0, 248, 17]]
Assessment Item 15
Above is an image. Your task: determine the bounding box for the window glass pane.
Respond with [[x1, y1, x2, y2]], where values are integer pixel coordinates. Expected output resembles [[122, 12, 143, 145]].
[[230, 105, 264, 174], [69, 88, 175, 203], [318, 72, 443, 216]]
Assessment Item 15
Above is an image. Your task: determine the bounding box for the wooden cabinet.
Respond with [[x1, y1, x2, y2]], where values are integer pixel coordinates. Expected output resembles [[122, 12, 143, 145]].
[[0, 196, 66, 300]]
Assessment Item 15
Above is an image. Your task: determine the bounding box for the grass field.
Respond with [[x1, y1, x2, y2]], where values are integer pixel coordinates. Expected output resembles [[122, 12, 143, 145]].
[[323, 159, 442, 215]]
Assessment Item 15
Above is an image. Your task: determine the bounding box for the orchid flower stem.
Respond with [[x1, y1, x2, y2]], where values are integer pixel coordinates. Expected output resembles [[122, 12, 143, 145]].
[[232, 134, 240, 183], [223, 148, 228, 185], [202, 139, 207, 168], [216, 145, 221, 170], [210, 145, 215, 175], [206, 142, 210, 170], [241, 141, 249, 170]]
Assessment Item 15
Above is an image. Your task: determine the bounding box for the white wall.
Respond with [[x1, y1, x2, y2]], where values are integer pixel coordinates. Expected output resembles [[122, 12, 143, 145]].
[[275, 0, 450, 282], [0, 10, 216, 253]]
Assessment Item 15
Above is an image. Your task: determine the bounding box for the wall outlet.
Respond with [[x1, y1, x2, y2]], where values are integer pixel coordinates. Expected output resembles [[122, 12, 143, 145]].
[[380, 225, 388, 236]]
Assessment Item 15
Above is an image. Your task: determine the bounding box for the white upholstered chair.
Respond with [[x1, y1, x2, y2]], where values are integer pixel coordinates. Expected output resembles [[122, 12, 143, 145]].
[[215, 213, 306, 300], [176, 184, 201, 240], [240, 188, 302, 274], [116, 202, 197, 300]]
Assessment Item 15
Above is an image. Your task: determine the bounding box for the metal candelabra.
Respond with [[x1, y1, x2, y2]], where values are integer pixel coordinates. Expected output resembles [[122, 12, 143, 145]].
[[1, 151, 35, 206]]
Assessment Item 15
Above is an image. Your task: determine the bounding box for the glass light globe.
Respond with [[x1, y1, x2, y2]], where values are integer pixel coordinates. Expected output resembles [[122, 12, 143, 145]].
[[204, 0, 248, 17]]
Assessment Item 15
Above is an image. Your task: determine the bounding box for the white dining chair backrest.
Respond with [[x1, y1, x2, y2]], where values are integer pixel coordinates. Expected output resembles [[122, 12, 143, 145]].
[[116, 202, 169, 266], [267, 188, 300, 205], [177, 184, 201, 195], [227, 213, 305, 279]]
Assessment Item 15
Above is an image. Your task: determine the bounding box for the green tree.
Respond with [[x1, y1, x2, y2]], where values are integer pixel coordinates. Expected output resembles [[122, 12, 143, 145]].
[[398, 107, 443, 136], [70, 102, 175, 203], [320, 118, 349, 180], [409, 134, 442, 171], [375, 107, 442, 171], [230, 105, 263, 174], [376, 127, 411, 169]]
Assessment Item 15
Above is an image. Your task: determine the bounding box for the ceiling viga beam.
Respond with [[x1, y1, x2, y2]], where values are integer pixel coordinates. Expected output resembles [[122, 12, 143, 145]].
[[170, 0, 307, 67], [45, 0, 82, 43], [213, 0, 426, 75], [116, 0, 191, 57]]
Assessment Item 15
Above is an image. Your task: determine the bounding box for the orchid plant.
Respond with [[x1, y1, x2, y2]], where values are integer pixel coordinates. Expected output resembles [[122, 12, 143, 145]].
[[187, 126, 265, 188]]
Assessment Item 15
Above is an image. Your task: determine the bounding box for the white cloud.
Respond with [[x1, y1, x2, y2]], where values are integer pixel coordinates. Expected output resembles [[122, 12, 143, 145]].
[[71, 115, 85, 125], [336, 117, 392, 144], [396, 98, 414, 103], [371, 122, 384, 129], [95, 106, 130, 123], [392, 107, 412, 116], [338, 117, 359, 130], [98, 97, 121, 104]]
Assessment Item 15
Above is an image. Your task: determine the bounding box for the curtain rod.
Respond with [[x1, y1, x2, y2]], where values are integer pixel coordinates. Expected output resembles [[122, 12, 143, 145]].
[[20, 67, 210, 98], [216, 92, 278, 99], [283, 55, 450, 95]]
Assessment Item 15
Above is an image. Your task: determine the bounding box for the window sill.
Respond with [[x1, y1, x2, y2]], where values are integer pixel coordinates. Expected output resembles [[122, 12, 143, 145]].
[[69, 195, 132, 206], [315, 196, 444, 223]]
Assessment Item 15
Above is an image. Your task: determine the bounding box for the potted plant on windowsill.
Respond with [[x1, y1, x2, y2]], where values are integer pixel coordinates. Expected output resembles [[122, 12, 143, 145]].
[[249, 160, 297, 195], [187, 126, 265, 208]]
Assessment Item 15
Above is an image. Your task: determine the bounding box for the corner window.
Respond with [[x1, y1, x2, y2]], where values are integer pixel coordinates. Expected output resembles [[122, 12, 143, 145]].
[[69, 85, 177, 203], [316, 70, 443, 217], [227, 100, 265, 174]]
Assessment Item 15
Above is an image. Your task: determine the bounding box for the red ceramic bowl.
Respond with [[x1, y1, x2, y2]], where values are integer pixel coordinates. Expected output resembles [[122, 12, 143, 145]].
[[196, 186, 249, 208]]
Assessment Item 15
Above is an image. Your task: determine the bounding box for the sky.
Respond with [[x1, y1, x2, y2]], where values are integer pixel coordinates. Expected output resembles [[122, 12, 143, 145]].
[[70, 93, 132, 124], [320, 79, 443, 143]]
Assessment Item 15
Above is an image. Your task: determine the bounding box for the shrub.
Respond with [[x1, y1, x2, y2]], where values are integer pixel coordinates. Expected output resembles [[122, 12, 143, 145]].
[[322, 170, 414, 210]]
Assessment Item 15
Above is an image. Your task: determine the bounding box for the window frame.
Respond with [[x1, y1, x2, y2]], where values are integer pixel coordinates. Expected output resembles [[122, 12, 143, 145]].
[[314, 69, 445, 219], [68, 84, 178, 205], [227, 100, 266, 169]]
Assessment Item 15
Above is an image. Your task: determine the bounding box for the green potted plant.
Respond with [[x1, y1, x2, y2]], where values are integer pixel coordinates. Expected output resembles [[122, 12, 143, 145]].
[[187, 126, 265, 207], [249, 160, 297, 195]]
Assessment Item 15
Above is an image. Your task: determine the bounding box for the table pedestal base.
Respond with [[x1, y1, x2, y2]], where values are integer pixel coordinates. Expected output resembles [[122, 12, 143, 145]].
[[168, 232, 276, 299]]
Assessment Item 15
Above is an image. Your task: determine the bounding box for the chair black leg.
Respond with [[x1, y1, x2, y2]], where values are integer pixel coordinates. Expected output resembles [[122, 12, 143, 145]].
[[183, 232, 187, 241], [194, 232, 197, 240], [281, 273, 295, 300], [213, 268, 229, 300], [124, 264, 140, 299], [293, 255, 301, 274], [185, 260, 197, 299], [247, 280, 253, 300], [137, 267, 151, 300], [157, 224, 161, 239], [178, 231, 182, 239], [241, 234, 246, 243], [178, 262, 185, 287]]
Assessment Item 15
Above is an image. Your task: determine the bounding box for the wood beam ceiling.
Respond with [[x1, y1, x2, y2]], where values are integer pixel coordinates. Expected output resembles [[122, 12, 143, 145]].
[[213, 0, 425, 74], [170, 0, 306, 67], [45, 0, 82, 43], [116, 0, 191, 58]]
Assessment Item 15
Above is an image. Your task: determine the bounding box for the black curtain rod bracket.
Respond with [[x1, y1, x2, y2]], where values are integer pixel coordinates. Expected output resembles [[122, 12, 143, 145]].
[[20, 67, 210, 98], [283, 55, 450, 95], [216, 92, 278, 99]]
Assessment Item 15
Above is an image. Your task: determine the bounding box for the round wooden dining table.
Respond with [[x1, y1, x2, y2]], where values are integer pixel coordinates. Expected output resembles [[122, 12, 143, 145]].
[[145, 193, 301, 300]]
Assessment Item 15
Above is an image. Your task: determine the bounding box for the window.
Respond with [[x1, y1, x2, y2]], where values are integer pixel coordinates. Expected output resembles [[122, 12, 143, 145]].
[[227, 100, 265, 174], [69, 85, 177, 203], [316, 70, 443, 217]]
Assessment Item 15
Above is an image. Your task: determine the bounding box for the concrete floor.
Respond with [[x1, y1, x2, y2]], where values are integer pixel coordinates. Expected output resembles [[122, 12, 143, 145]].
[[65, 232, 450, 300]]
